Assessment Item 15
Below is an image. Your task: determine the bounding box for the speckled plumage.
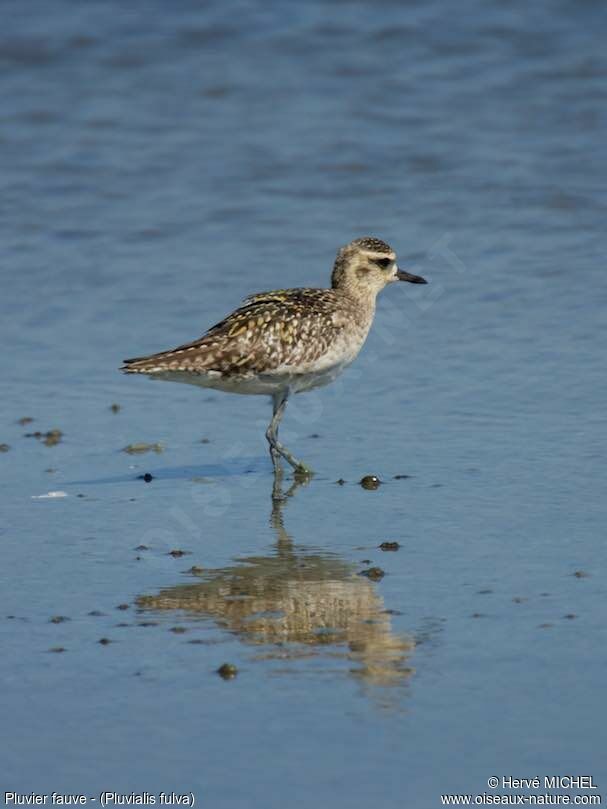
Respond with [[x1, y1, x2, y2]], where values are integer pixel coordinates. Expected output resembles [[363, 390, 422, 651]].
[[122, 287, 369, 391], [121, 237, 427, 473]]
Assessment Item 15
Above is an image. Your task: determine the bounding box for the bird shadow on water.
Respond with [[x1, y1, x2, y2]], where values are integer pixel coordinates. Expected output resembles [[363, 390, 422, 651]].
[[136, 468, 416, 706], [65, 457, 266, 488]]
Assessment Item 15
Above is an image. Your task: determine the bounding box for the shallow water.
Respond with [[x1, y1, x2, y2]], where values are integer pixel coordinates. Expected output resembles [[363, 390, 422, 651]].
[[2, 0, 607, 805]]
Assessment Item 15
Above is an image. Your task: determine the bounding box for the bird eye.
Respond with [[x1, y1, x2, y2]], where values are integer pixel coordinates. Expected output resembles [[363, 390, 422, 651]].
[[375, 258, 392, 269]]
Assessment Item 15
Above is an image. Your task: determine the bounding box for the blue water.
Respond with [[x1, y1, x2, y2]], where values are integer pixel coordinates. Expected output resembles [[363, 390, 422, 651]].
[[2, 1, 607, 806]]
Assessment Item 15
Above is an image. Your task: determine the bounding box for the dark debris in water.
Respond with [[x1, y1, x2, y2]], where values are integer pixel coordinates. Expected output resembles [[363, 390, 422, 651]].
[[335, 478, 346, 485], [168, 549, 189, 558], [44, 430, 63, 447], [360, 475, 381, 490], [379, 541, 400, 552], [393, 474, 411, 479], [49, 646, 66, 653], [0, 443, 10, 452], [116, 603, 130, 611], [573, 570, 590, 578], [110, 403, 121, 413], [170, 626, 187, 634], [138, 473, 154, 482], [217, 662, 238, 679], [49, 615, 70, 624], [25, 429, 63, 446], [359, 566, 385, 581], [18, 417, 34, 426], [98, 637, 112, 645], [188, 565, 204, 574]]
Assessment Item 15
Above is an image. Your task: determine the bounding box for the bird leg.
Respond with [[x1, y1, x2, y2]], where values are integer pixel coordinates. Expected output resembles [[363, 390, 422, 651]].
[[266, 390, 313, 477]]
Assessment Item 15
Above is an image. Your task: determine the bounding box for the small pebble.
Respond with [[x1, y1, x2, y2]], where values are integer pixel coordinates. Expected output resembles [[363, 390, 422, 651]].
[[359, 566, 385, 581], [360, 475, 381, 490], [379, 541, 400, 552], [217, 662, 238, 679]]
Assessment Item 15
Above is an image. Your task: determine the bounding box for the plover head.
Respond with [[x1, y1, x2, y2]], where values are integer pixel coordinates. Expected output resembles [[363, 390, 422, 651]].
[[331, 236, 427, 296]]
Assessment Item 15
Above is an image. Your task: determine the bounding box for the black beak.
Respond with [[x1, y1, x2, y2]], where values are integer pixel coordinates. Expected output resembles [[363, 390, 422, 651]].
[[396, 268, 427, 284]]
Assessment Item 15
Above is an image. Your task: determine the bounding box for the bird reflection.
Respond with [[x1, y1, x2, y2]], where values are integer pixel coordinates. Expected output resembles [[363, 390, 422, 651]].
[[137, 471, 414, 689]]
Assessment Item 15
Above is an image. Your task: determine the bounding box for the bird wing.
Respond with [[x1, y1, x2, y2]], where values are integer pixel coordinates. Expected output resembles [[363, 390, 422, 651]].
[[122, 289, 343, 376]]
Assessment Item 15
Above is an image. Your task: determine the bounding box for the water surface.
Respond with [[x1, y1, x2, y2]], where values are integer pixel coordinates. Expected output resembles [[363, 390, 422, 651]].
[[1, 1, 606, 806]]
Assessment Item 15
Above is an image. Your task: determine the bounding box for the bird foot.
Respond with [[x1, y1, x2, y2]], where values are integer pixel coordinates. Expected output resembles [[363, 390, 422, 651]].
[[293, 463, 314, 479]]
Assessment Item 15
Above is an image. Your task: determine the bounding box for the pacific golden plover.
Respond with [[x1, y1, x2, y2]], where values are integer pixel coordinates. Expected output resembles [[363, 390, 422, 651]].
[[121, 237, 427, 474]]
